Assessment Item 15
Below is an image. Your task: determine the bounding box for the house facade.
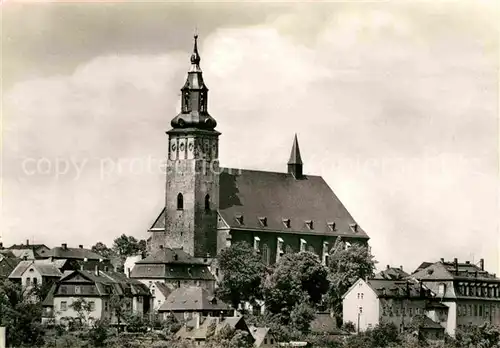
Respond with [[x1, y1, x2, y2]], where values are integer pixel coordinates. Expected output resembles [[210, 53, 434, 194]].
[[411, 258, 500, 336], [8, 259, 63, 291], [158, 286, 233, 321], [145, 35, 370, 266], [342, 278, 439, 332], [45, 268, 150, 324]]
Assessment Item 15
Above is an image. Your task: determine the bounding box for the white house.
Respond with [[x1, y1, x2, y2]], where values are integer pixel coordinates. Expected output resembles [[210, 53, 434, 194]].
[[342, 278, 441, 332]]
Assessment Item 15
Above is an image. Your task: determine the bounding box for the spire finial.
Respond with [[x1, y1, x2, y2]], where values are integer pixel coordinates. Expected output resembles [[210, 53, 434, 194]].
[[287, 133, 303, 179], [190, 30, 200, 65]]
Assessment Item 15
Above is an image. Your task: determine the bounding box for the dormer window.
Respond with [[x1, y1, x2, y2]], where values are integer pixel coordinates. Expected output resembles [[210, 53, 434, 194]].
[[258, 217, 267, 227], [254, 237, 260, 252], [350, 223, 358, 233], [282, 218, 291, 228], [235, 214, 244, 225], [300, 239, 307, 252], [327, 222, 336, 232], [305, 220, 313, 230]]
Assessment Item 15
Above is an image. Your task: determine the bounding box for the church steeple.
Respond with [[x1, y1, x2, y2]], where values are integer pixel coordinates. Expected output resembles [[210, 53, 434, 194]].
[[287, 134, 303, 179], [170, 34, 217, 131]]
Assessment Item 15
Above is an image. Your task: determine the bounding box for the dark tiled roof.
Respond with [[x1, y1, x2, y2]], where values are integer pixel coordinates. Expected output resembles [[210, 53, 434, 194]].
[[155, 281, 172, 298], [136, 248, 206, 265], [374, 267, 410, 280], [158, 286, 230, 312], [249, 326, 270, 347], [149, 208, 166, 230], [9, 260, 62, 278], [0, 257, 20, 278], [56, 270, 150, 296], [8, 244, 48, 251], [176, 316, 248, 341], [412, 261, 498, 281], [44, 247, 107, 261], [42, 284, 57, 307], [367, 279, 427, 298], [411, 315, 444, 329], [130, 263, 214, 280], [310, 313, 340, 334], [218, 168, 368, 238]]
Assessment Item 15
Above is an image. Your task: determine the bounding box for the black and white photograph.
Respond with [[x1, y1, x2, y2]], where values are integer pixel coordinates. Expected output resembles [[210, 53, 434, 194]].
[[0, 1, 498, 347]]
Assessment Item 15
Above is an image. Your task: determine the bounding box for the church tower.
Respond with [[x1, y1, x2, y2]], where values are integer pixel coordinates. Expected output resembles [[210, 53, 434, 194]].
[[159, 35, 220, 257]]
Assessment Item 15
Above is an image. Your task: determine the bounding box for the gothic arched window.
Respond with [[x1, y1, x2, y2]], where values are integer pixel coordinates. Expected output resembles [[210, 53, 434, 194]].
[[262, 244, 270, 265], [177, 193, 184, 210], [205, 194, 210, 212]]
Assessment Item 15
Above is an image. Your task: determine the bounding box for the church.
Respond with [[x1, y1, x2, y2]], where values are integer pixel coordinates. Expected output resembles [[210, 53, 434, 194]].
[[144, 35, 370, 268]]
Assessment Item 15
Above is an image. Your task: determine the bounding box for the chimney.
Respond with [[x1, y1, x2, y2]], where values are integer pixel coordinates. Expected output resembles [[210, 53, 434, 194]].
[[400, 265, 403, 271], [0, 242, 3, 249], [141, 251, 146, 260], [79, 245, 83, 249], [62, 243, 67, 250], [80, 263, 84, 271], [440, 258, 444, 263], [95, 265, 99, 276], [26, 239, 29, 246], [386, 265, 390, 270], [454, 258, 458, 274], [480, 259, 484, 271]]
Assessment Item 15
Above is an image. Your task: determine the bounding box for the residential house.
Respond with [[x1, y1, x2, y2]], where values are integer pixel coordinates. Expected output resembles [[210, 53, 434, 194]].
[[130, 247, 216, 307], [175, 315, 254, 346], [8, 259, 63, 290], [43, 243, 112, 271], [411, 257, 500, 336], [409, 315, 446, 343], [249, 326, 277, 347], [342, 278, 439, 332], [0, 249, 20, 280], [7, 240, 50, 260], [158, 286, 233, 321], [46, 267, 150, 324]]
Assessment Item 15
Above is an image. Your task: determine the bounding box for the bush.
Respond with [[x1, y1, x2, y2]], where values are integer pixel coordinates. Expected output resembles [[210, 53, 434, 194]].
[[88, 319, 110, 347]]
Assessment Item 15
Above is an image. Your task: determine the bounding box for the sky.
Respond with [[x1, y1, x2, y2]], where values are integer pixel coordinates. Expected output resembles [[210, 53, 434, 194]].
[[1, 0, 499, 274]]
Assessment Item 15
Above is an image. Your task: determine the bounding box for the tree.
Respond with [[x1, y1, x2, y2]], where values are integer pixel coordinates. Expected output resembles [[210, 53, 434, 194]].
[[113, 234, 142, 257], [326, 238, 376, 322], [69, 298, 93, 325], [87, 318, 110, 347], [454, 323, 500, 348], [263, 251, 329, 326], [216, 241, 267, 310], [109, 294, 130, 331], [205, 323, 254, 348], [0, 279, 45, 347], [91, 242, 115, 259]]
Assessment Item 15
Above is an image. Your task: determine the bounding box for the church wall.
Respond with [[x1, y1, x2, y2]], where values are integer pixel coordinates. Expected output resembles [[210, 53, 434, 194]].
[[228, 229, 367, 265]]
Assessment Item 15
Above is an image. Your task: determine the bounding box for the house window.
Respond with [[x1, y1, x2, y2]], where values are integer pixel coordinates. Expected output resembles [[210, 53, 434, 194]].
[[177, 281, 181, 288], [61, 301, 67, 311], [474, 305, 478, 316], [322, 242, 329, 265], [26, 277, 31, 287], [75, 286, 81, 294], [438, 283, 446, 296], [177, 193, 184, 210], [196, 280, 200, 286], [204, 194, 210, 211], [359, 307, 363, 314], [285, 245, 293, 254], [277, 238, 284, 259], [262, 244, 270, 265], [361, 293, 364, 299], [264, 338, 268, 344], [33, 278, 38, 286], [300, 239, 307, 252], [254, 237, 260, 252], [104, 301, 108, 312], [89, 301, 95, 311], [479, 305, 483, 317]]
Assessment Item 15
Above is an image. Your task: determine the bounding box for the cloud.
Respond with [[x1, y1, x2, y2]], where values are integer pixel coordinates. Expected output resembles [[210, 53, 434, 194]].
[[2, 1, 498, 272]]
